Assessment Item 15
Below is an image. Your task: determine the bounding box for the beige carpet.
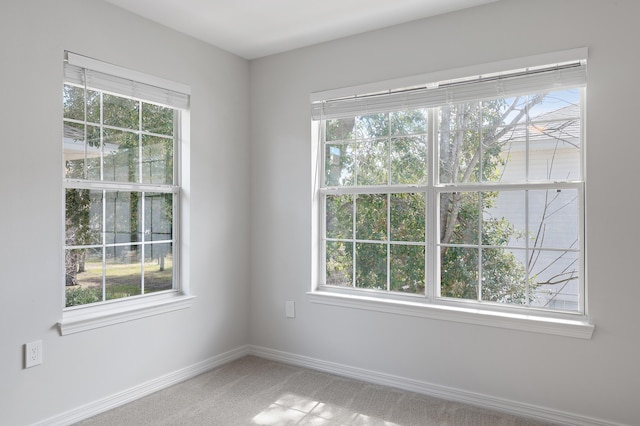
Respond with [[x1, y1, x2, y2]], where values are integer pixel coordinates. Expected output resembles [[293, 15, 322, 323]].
[[76, 356, 558, 426]]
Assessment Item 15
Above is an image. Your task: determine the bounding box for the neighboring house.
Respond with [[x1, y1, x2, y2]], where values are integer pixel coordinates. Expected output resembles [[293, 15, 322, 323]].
[[494, 102, 582, 311]]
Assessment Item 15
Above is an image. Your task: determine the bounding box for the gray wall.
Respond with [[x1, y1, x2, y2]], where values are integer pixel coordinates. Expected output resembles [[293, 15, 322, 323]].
[[2, 0, 639, 425], [0, 1, 250, 424], [249, 1, 640, 425]]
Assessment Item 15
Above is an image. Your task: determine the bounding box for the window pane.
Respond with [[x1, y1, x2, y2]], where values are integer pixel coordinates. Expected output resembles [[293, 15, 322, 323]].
[[390, 244, 424, 294], [528, 91, 581, 181], [63, 123, 101, 180], [356, 194, 387, 241], [480, 97, 528, 183], [325, 143, 354, 186], [390, 109, 427, 136], [65, 189, 103, 246], [528, 89, 581, 119], [440, 246, 478, 300], [105, 191, 142, 245], [65, 247, 103, 307], [63, 84, 85, 121], [105, 244, 142, 300], [529, 121, 581, 181], [391, 136, 427, 185], [530, 249, 579, 311], [326, 194, 353, 239], [326, 241, 353, 286], [63, 122, 86, 179], [144, 242, 173, 293], [390, 193, 425, 242], [103, 128, 139, 182], [482, 190, 526, 248], [145, 193, 173, 241], [103, 94, 139, 130], [357, 113, 388, 139], [440, 192, 480, 245], [357, 139, 388, 186], [86, 125, 102, 180], [494, 122, 526, 182], [63, 86, 100, 123], [481, 247, 528, 304], [355, 242, 387, 290], [438, 103, 481, 184], [142, 103, 173, 136], [326, 117, 355, 142], [142, 135, 173, 184], [528, 189, 579, 250]]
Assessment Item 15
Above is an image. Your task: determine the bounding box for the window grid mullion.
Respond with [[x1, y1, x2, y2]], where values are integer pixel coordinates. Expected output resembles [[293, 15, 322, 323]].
[[353, 119, 358, 287], [386, 114, 391, 292], [477, 193, 483, 302], [579, 88, 586, 314], [82, 71, 89, 180], [477, 105, 484, 303], [100, 92, 104, 182], [352, 193, 357, 288], [525, 96, 532, 307], [99, 90, 106, 303], [101, 189, 107, 302], [525, 189, 531, 307], [426, 108, 437, 301], [138, 100, 145, 295], [387, 193, 391, 292]]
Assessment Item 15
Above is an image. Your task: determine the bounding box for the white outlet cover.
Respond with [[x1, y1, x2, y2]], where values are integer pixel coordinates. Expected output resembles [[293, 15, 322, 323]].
[[285, 301, 295, 318], [25, 340, 42, 368]]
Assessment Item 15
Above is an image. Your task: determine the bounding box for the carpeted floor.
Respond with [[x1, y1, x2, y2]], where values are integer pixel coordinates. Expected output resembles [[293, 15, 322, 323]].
[[76, 356, 559, 425]]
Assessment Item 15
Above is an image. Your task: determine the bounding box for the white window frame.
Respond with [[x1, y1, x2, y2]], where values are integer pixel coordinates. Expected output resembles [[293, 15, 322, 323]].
[[309, 48, 594, 339], [59, 52, 194, 335]]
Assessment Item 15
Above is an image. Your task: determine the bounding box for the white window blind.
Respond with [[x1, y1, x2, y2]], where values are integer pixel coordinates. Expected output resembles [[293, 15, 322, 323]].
[[64, 51, 190, 110], [311, 61, 586, 120]]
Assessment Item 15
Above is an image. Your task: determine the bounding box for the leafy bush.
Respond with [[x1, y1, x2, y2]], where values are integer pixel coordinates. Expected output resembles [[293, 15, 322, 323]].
[[65, 287, 101, 307]]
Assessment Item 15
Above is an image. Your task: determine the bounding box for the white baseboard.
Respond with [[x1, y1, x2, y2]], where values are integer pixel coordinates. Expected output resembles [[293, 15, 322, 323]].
[[33, 345, 251, 426], [32, 344, 627, 426], [248, 345, 628, 426]]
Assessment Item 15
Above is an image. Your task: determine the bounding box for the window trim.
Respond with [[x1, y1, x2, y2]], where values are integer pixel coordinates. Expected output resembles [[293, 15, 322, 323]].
[[310, 49, 593, 338], [60, 52, 193, 333], [307, 290, 594, 339], [59, 291, 195, 335]]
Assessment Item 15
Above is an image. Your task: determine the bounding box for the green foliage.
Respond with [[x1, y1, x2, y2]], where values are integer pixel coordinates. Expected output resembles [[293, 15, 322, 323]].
[[65, 286, 101, 307]]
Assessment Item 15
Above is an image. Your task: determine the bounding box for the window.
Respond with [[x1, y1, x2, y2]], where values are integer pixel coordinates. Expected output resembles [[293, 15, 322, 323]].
[[62, 52, 191, 327], [312, 50, 590, 333]]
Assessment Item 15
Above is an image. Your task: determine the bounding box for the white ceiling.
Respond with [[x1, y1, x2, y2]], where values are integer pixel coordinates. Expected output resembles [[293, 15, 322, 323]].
[[103, 0, 499, 59]]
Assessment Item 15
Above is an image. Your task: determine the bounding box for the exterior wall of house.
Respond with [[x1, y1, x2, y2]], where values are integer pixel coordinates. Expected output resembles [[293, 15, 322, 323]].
[[249, 1, 640, 425], [495, 101, 582, 310]]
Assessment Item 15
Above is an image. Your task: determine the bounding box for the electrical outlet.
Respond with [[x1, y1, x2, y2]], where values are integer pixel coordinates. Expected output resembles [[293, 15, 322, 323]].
[[25, 340, 42, 368]]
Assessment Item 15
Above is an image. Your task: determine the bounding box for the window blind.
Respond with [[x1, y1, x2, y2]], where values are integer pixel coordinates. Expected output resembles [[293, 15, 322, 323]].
[[311, 61, 586, 120], [64, 52, 190, 110]]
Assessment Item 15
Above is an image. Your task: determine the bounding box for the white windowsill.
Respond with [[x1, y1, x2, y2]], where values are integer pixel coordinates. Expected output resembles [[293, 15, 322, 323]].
[[307, 291, 594, 339], [58, 291, 195, 335]]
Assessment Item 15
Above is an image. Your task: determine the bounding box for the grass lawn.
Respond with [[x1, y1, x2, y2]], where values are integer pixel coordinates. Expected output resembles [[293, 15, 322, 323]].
[[66, 256, 173, 307]]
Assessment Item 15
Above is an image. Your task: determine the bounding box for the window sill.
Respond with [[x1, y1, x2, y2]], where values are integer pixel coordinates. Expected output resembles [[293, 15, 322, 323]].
[[58, 291, 195, 335], [307, 291, 594, 339]]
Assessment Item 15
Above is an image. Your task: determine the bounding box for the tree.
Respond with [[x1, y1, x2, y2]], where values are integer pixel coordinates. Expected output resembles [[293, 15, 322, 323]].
[[438, 97, 544, 303]]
